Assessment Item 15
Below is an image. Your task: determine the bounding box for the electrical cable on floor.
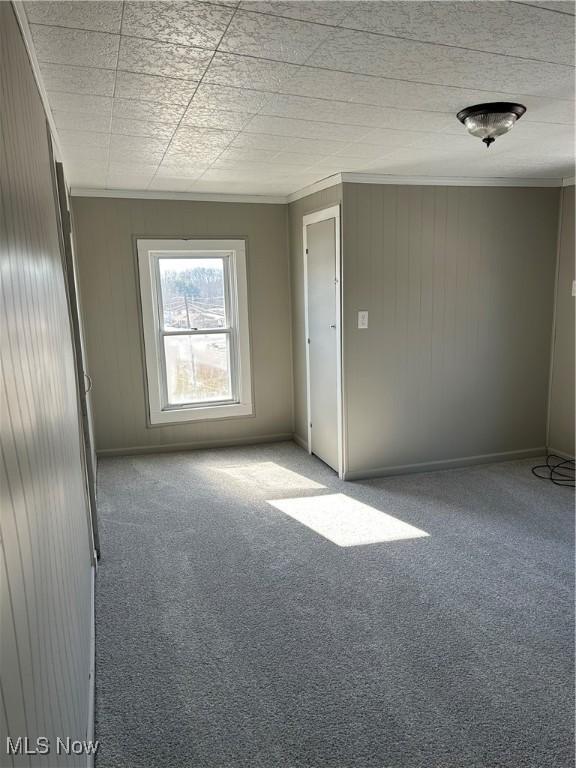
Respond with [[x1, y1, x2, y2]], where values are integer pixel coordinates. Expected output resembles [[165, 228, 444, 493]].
[[531, 454, 575, 488]]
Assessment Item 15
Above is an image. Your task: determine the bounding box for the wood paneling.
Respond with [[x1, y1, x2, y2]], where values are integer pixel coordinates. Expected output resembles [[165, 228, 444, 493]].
[[70, 197, 293, 454], [288, 186, 343, 444], [342, 183, 560, 475], [548, 185, 575, 456], [0, 5, 93, 764]]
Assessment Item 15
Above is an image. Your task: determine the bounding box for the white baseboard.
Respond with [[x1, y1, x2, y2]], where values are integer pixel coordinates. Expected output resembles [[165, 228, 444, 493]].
[[292, 433, 308, 451], [87, 564, 96, 768], [96, 432, 293, 457], [343, 446, 546, 481], [546, 446, 575, 460]]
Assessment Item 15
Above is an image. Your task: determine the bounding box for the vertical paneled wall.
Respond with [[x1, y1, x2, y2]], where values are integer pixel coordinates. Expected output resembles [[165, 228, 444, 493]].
[[548, 185, 575, 456], [342, 183, 560, 476], [71, 197, 292, 454], [1, 5, 93, 766], [288, 185, 343, 444]]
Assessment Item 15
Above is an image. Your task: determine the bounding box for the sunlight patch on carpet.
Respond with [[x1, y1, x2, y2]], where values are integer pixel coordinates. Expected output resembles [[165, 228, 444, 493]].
[[214, 461, 325, 491], [266, 493, 429, 546]]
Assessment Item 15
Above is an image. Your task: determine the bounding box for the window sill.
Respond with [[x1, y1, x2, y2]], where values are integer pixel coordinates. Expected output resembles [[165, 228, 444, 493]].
[[149, 401, 254, 425]]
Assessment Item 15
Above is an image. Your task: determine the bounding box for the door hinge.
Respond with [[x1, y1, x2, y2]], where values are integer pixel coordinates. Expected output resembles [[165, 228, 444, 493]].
[[305, 248, 309, 254], [307, 337, 310, 344]]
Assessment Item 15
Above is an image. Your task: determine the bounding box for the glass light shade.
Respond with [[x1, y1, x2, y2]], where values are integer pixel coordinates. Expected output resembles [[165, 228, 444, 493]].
[[463, 112, 518, 140], [456, 102, 526, 147]]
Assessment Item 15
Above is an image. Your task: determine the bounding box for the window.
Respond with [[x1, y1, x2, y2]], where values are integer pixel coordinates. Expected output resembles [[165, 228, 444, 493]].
[[137, 239, 252, 424]]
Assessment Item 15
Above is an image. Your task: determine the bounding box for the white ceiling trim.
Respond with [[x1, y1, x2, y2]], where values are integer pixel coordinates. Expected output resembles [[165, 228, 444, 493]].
[[12, 1, 65, 164], [286, 174, 343, 203], [69, 187, 288, 204], [71, 170, 569, 206], [340, 172, 566, 188]]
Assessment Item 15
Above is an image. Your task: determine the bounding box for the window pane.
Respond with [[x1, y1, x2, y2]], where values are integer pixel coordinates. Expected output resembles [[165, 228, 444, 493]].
[[164, 334, 232, 405], [159, 257, 226, 330]]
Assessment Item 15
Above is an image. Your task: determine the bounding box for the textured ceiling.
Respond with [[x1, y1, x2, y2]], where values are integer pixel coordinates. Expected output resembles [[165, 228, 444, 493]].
[[24, 0, 576, 196]]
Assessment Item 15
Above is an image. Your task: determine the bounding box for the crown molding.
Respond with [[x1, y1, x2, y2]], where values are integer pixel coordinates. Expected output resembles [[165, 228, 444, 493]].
[[71, 169, 569, 206], [286, 174, 342, 203], [12, 1, 65, 166], [340, 172, 565, 187], [69, 188, 287, 204], [562, 176, 575, 187]]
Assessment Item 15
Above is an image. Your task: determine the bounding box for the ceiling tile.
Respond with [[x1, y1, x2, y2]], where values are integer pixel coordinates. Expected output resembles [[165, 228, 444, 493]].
[[111, 118, 175, 140], [118, 36, 213, 80], [109, 145, 165, 164], [199, 167, 292, 182], [58, 129, 111, 148], [239, 1, 357, 25], [163, 148, 225, 166], [520, 98, 575, 125], [230, 132, 294, 150], [34, 0, 573, 194], [168, 126, 237, 154], [220, 10, 332, 63], [521, 1, 575, 13], [61, 145, 110, 164], [357, 126, 452, 150], [508, 121, 575, 141], [306, 28, 575, 98], [107, 174, 157, 189], [67, 166, 108, 187], [269, 150, 326, 166], [39, 63, 116, 97], [106, 161, 160, 175], [181, 106, 253, 130], [190, 83, 274, 113], [112, 98, 185, 123], [244, 115, 370, 141], [25, 1, 123, 33], [261, 93, 458, 133], [148, 177, 200, 191], [122, 1, 234, 48], [30, 24, 119, 68], [279, 66, 576, 125], [203, 52, 299, 90], [155, 163, 210, 178], [340, 1, 575, 66], [287, 137, 349, 155], [218, 146, 279, 162], [48, 92, 113, 116], [53, 110, 111, 132], [114, 71, 198, 105], [109, 134, 171, 155], [333, 142, 393, 158]]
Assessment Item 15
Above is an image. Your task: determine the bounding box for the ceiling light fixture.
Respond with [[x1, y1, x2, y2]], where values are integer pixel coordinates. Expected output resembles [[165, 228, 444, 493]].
[[457, 102, 526, 148]]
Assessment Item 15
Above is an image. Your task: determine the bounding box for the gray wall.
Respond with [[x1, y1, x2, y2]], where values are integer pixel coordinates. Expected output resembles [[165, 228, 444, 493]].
[[548, 185, 575, 457], [71, 197, 293, 454], [342, 183, 560, 476], [288, 185, 343, 444], [0, 4, 93, 764]]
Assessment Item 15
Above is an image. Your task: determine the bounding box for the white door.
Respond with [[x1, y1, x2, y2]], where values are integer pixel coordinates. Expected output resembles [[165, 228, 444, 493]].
[[306, 216, 339, 472]]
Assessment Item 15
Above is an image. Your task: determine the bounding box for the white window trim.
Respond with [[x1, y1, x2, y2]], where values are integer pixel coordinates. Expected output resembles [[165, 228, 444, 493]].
[[137, 238, 253, 425]]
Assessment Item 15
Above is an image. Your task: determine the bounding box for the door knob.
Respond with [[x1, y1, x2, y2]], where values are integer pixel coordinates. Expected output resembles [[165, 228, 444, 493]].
[[330, 324, 336, 328]]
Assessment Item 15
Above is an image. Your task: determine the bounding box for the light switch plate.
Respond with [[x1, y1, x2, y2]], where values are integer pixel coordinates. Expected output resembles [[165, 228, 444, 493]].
[[572, 280, 576, 297], [358, 310, 369, 329]]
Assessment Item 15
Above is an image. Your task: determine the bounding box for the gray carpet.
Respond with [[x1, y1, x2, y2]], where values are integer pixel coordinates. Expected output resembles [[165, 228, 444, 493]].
[[95, 442, 574, 768]]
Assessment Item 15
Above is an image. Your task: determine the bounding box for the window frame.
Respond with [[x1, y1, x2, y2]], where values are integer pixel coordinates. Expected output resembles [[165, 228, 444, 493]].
[[137, 238, 253, 425]]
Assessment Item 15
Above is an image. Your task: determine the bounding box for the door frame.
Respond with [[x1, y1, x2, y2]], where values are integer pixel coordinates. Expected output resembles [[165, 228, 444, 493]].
[[303, 205, 344, 479], [50, 152, 100, 561]]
